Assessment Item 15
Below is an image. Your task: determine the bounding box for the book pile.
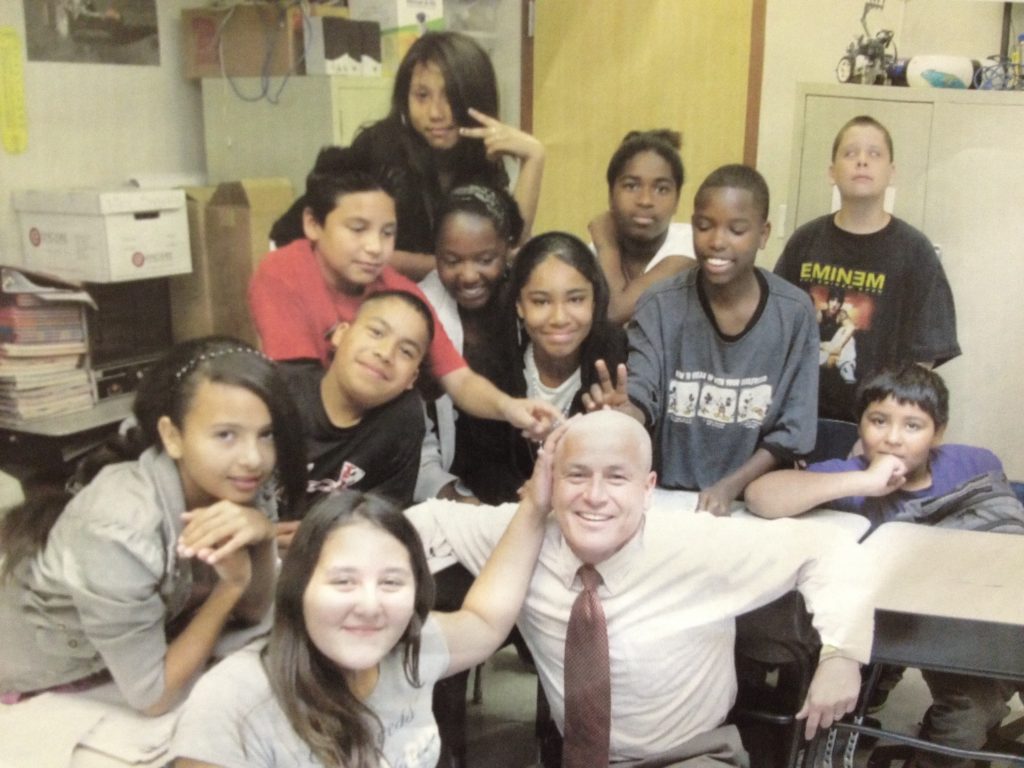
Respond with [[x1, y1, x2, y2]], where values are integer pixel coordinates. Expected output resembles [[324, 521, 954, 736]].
[[0, 271, 95, 423]]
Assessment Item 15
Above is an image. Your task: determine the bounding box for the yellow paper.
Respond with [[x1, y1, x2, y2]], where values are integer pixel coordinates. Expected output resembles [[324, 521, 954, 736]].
[[0, 26, 28, 154]]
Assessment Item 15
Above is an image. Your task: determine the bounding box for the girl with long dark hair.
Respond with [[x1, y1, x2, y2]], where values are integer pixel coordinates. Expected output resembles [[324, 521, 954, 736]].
[[0, 337, 307, 715]]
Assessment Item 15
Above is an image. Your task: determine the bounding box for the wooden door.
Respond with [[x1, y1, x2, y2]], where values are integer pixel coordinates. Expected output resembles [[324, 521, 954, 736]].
[[527, 0, 764, 236]]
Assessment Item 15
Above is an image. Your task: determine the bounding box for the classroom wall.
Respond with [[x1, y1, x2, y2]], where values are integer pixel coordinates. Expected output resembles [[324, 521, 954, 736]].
[[756, 0, 1009, 267], [0, 0, 207, 266]]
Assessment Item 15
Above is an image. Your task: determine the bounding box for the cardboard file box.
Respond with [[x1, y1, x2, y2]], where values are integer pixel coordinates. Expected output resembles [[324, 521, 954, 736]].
[[202, 178, 295, 346], [13, 188, 191, 283], [182, 3, 351, 79], [168, 186, 217, 342]]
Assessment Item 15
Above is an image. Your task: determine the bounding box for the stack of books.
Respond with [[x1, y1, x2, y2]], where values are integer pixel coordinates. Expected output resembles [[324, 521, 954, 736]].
[[0, 269, 95, 423]]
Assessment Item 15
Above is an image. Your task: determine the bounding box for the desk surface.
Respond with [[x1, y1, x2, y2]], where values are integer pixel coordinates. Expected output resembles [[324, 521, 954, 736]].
[[863, 521, 1024, 680], [864, 521, 1024, 624]]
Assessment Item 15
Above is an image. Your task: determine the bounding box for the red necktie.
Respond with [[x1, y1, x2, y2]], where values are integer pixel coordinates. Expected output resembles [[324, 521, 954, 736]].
[[563, 564, 611, 768]]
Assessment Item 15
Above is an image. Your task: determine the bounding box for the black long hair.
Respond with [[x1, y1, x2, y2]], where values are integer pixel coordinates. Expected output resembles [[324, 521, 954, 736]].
[[504, 231, 624, 397]]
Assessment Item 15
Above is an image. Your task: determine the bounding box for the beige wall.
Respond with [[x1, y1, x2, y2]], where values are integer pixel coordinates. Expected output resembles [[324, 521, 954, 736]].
[[531, 0, 753, 237], [756, 0, 1006, 267], [757, 1, 1024, 475]]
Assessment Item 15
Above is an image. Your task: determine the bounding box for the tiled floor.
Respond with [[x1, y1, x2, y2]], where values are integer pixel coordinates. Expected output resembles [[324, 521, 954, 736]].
[[463, 649, 1024, 768]]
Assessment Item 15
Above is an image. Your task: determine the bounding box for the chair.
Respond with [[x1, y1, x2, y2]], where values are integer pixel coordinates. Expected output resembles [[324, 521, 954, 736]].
[[731, 591, 821, 768], [804, 418, 860, 465], [818, 720, 1024, 767]]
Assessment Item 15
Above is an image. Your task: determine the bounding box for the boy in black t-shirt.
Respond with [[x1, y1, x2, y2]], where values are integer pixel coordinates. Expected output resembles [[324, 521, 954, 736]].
[[278, 290, 432, 547], [774, 115, 960, 421]]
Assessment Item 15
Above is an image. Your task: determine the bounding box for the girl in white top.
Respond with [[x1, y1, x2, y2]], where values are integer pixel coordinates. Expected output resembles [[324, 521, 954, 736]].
[[415, 184, 523, 503], [453, 232, 627, 504], [589, 129, 697, 323], [172, 428, 558, 768]]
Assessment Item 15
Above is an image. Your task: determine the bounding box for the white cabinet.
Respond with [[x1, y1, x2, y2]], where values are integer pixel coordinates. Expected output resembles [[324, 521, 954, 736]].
[[202, 76, 393, 195], [786, 84, 1024, 477]]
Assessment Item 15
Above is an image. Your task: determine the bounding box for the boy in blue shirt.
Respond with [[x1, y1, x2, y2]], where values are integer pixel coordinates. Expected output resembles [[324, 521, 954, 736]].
[[746, 363, 1017, 767], [587, 164, 819, 515]]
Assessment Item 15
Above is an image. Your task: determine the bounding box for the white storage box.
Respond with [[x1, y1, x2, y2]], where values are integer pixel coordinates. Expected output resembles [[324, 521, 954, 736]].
[[13, 188, 191, 283]]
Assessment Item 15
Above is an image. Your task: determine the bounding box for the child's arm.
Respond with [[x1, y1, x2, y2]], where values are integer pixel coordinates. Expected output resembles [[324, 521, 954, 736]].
[[177, 500, 277, 624], [389, 250, 439, 282], [432, 420, 566, 675], [460, 107, 545, 243], [590, 211, 696, 324], [698, 447, 780, 516], [440, 366, 562, 440], [146, 551, 252, 716], [745, 453, 907, 518], [141, 502, 278, 716]]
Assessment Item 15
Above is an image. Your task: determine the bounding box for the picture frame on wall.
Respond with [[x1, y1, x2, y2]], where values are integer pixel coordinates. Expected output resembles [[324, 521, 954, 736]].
[[22, 0, 159, 66]]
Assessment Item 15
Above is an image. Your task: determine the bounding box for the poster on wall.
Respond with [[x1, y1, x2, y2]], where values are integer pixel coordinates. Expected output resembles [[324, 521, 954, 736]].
[[22, 1, 159, 65]]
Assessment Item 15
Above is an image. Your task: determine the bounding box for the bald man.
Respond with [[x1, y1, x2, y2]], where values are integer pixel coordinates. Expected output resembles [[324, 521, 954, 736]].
[[407, 410, 872, 767]]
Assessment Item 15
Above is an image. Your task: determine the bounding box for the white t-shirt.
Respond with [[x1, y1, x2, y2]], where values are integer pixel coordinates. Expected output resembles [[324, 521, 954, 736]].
[[171, 617, 450, 768], [644, 221, 695, 272]]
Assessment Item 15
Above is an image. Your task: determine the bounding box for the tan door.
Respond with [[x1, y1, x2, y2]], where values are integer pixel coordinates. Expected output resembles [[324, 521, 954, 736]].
[[528, 0, 764, 236]]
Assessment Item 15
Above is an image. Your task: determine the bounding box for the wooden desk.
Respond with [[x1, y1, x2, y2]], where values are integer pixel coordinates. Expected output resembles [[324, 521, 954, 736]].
[[819, 522, 1024, 766], [863, 521, 1024, 680]]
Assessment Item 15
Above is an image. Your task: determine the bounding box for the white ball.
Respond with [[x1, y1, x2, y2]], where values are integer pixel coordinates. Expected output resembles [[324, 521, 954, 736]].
[[905, 55, 976, 89]]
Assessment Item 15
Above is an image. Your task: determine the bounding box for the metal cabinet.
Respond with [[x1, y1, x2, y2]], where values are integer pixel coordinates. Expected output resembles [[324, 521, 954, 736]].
[[202, 75, 393, 194]]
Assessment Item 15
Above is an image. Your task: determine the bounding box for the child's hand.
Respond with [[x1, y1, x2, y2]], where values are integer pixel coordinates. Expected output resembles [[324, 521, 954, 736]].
[[178, 500, 275, 566], [861, 453, 907, 496], [583, 360, 630, 413], [696, 480, 740, 517], [275, 520, 301, 557], [588, 210, 617, 253], [210, 546, 253, 591], [502, 397, 563, 441], [460, 108, 545, 164]]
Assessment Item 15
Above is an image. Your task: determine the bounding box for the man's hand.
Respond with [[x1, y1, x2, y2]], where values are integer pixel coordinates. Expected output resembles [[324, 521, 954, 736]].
[[796, 656, 862, 740], [520, 417, 574, 517]]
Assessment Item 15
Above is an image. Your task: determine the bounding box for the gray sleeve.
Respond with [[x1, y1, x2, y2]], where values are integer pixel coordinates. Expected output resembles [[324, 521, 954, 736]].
[[762, 293, 820, 459], [626, 292, 668, 427], [171, 653, 276, 768], [67, 521, 171, 712], [414, 401, 458, 502]]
